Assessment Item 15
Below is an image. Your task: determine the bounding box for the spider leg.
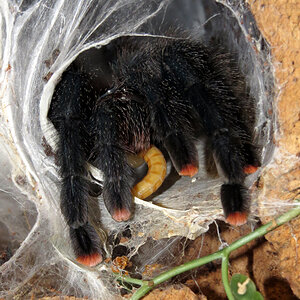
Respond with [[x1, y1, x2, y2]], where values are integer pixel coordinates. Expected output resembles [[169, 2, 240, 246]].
[[164, 132, 199, 177], [150, 99, 199, 177], [187, 83, 257, 225], [48, 69, 102, 266], [91, 97, 138, 222]]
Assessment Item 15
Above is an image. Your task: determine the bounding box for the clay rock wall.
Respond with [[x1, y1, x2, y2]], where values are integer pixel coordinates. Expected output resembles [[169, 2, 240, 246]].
[[249, 0, 300, 296]]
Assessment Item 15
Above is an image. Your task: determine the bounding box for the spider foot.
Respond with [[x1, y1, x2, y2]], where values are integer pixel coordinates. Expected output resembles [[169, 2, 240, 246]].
[[179, 164, 199, 177], [112, 208, 132, 222], [70, 223, 103, 267], [226, 211, 248, 226], [76, 253, 103, 267], [243, 165, 259, 175]]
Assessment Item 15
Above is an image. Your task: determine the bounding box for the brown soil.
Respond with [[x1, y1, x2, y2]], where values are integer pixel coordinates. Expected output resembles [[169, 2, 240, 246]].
[[183, 223, 298, 300], [142, 285, 205, 300], [145, 222, 298, 300]]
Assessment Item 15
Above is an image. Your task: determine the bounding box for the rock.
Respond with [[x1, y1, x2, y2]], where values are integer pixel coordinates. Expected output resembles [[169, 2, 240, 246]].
[[143, 284, 205, 300], [249, 0, 300, 297]]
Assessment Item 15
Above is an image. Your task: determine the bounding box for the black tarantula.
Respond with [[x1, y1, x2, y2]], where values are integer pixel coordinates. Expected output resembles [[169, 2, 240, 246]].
[[48, 36, 260, 267]]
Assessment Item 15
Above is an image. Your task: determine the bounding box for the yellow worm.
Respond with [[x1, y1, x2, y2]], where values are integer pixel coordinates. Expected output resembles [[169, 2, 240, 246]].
[[131, 146, 167, 199]]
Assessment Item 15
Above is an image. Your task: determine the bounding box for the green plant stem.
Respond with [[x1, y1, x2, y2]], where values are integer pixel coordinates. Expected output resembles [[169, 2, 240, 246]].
[[129, 251, 223, 300], [221, 254, 234, 300], [123, 205, 300, 300], [116, 275, 145, 286]]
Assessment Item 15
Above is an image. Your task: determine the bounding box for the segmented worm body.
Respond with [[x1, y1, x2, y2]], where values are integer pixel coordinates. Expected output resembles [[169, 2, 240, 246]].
[[132, 146, 167, 199]]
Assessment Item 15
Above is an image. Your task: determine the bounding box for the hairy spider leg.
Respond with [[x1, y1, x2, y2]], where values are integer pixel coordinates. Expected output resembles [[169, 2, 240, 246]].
[[147, 99, 198, 178], [163, 130, 199, 177], [157, 44, 205, 177], [187, 83, 252, 226], [164, 133, 199, 177], [136, 82, 200, 178], [48, 69, 103, 266], [91, 96, 145, 222]]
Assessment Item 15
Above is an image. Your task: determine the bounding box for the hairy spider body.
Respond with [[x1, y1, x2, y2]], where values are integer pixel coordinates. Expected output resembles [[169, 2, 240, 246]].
[[48, 37, 259, 266]]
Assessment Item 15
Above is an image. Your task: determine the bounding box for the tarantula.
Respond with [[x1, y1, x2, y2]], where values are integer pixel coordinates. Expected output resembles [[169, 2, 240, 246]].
[[48, 36, 260, 267]]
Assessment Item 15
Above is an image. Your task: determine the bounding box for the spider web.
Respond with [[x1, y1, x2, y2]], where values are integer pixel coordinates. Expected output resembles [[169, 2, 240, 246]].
[[0, 0, 276, 298]]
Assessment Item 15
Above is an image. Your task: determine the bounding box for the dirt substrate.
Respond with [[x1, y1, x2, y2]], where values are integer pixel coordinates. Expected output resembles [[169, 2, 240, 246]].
[[136, 222, 298, 300]]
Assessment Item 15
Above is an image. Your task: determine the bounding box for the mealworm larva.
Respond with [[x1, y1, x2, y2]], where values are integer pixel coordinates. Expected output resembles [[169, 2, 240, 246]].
[[131, 146, 167, 199]]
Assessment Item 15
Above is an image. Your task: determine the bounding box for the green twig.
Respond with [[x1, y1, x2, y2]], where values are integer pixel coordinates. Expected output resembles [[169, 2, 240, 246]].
[[222, 254, 234, 300], [116, 205, 300, 300], [129, 251, 223, 300], [115, 275, 145, 286]]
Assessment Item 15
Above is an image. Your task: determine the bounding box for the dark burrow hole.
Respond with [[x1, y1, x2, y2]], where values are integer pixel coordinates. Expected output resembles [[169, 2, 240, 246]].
[[56, 0, 274, 201], [47, 0, 275, 296]]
